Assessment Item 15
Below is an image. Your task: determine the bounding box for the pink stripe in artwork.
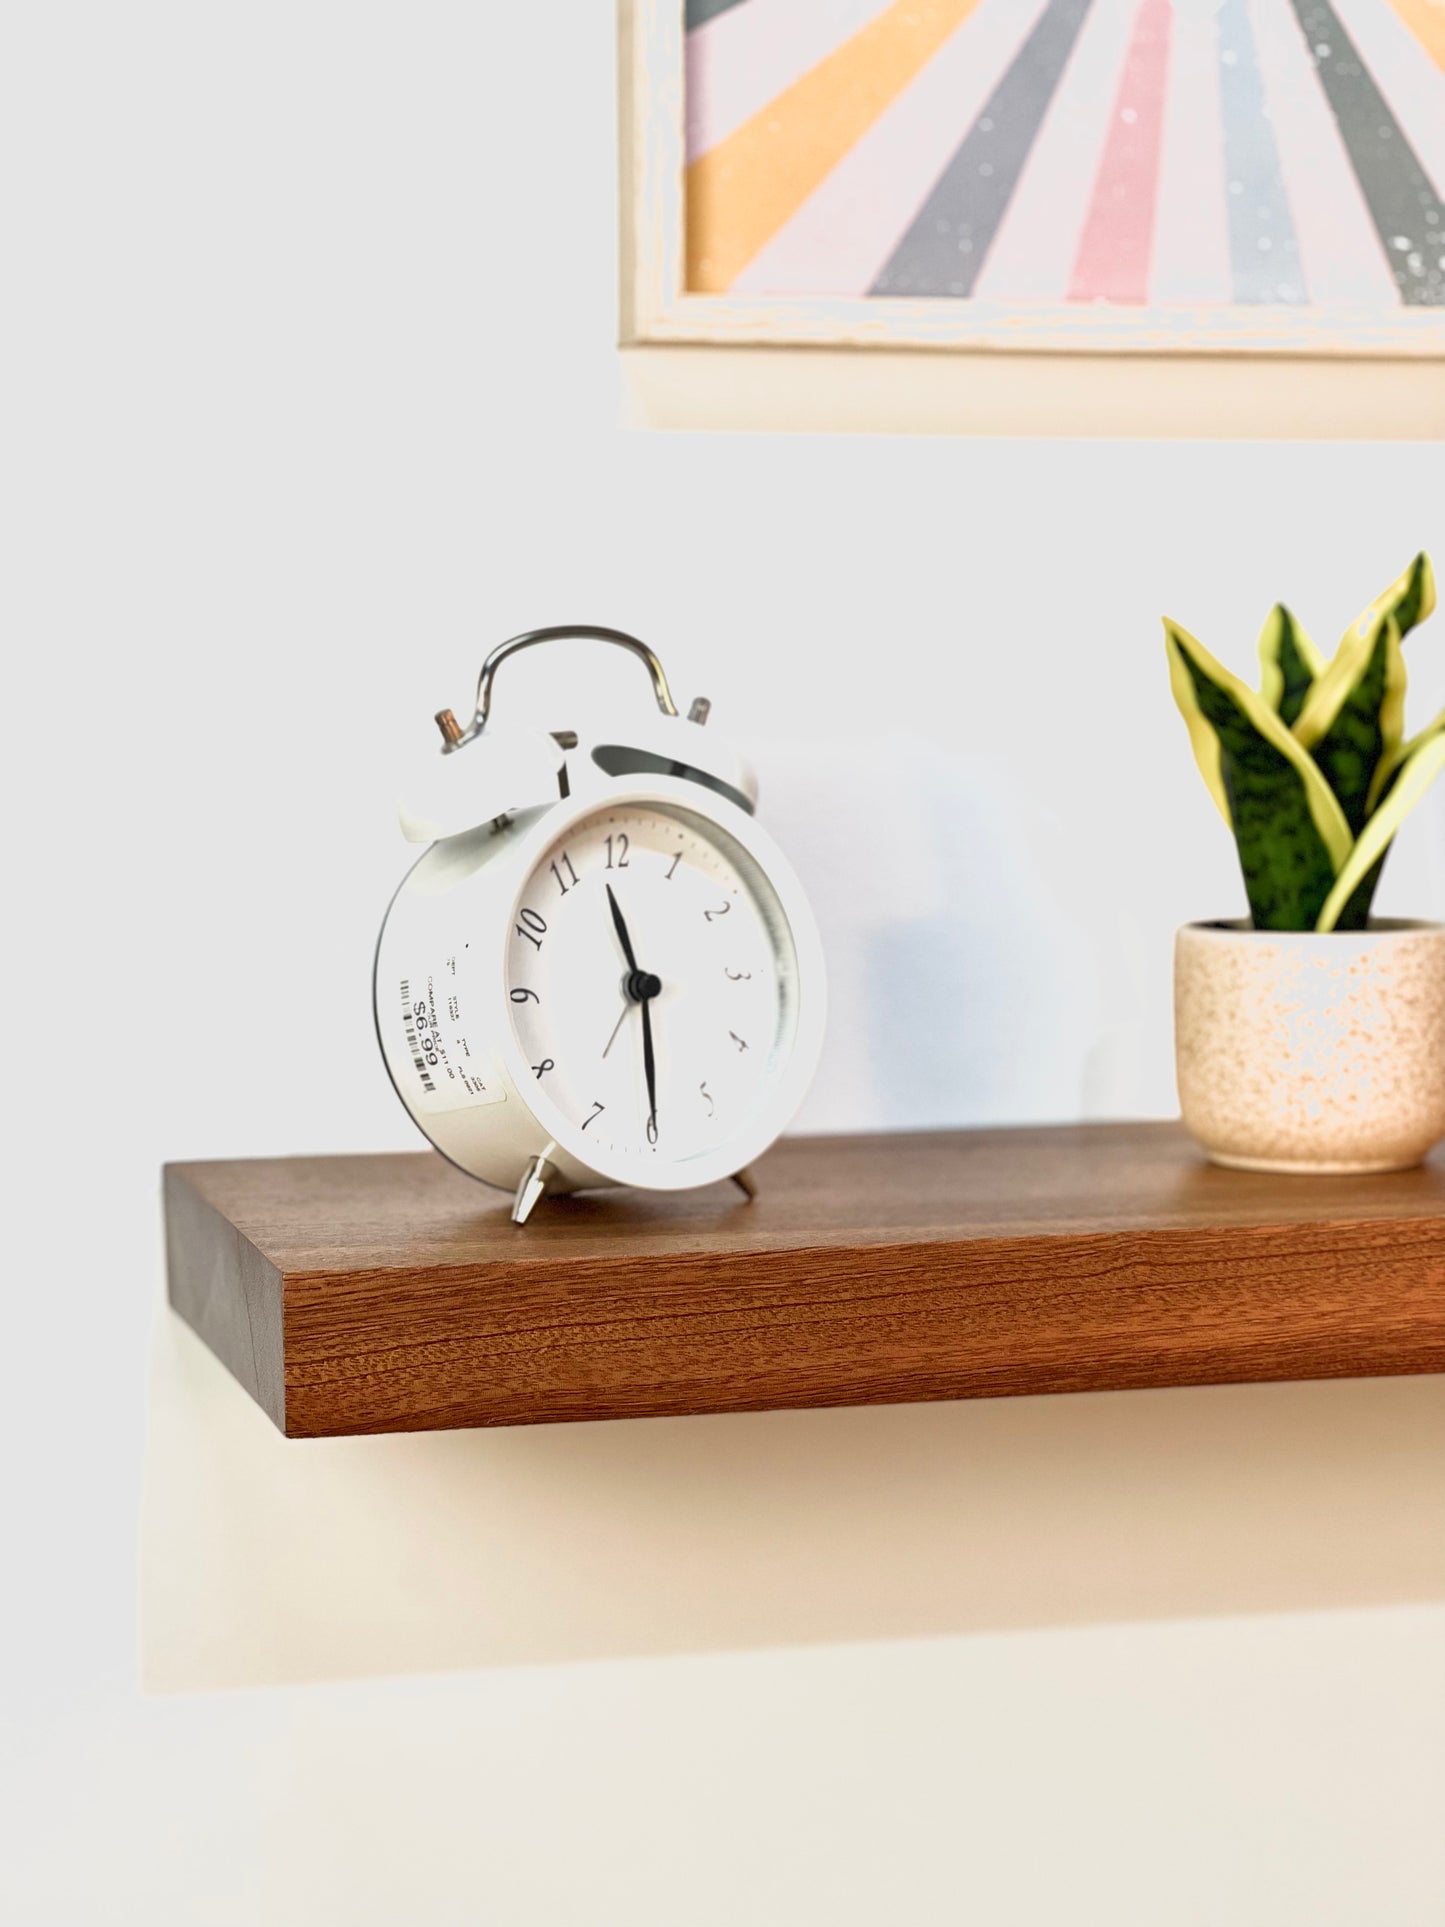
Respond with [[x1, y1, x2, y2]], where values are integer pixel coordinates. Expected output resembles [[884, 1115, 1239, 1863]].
[[973, 0, 1141, 303], [1067, 0, 1173, 304]]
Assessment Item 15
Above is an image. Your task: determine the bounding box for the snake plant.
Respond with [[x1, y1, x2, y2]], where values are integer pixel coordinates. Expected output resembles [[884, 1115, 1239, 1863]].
[[1165, 553, 1445, 932]]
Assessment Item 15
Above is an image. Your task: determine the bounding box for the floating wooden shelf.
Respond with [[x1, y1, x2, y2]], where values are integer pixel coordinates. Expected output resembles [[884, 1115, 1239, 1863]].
[[163, 1123, 1445, 1438]]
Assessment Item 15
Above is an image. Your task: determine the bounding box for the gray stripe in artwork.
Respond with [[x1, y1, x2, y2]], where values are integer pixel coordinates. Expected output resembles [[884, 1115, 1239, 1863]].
[[1217, 0, 1306, 303], [1287, 0, 1445, 305], [686, 0, 751, 30], [870, 0, 1096, 297]]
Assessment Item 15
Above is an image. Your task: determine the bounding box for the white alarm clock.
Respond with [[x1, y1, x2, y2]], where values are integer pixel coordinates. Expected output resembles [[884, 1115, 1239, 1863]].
[[374, 627, 825, 1221]]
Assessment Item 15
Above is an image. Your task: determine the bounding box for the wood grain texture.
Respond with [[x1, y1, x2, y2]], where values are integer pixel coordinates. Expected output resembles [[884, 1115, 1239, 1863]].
[[163, 1123, 1445, 1438]]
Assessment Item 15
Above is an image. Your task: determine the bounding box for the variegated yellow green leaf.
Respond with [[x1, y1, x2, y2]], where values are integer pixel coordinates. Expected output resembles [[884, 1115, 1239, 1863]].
[[1338, 704, 1445, 927], [1366, 702, 1445, 815], [1316, 730, 1445, 933], [1166, 621, 1230, 827], [1290, 613, 1406, 834], [1257, 604, 1323, 727], [1165, 618, 1351, 930], [1341, 551, 1435, 648]]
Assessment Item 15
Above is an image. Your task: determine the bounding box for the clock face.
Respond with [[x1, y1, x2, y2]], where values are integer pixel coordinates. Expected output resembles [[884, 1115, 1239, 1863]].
[[504, 802, 801, 1171]]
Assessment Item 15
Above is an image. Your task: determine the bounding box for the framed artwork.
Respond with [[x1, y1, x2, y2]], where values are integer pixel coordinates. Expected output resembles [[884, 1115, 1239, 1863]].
[[620, 0, 1445, 358]]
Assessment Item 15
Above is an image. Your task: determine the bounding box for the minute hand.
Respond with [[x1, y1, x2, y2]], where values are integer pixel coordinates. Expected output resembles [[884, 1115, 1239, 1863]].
[[641, 995, 658, 1144]]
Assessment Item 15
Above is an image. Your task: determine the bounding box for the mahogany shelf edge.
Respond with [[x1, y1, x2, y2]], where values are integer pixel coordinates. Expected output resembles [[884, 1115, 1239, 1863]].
[[162, 1121, 1445, 1439]]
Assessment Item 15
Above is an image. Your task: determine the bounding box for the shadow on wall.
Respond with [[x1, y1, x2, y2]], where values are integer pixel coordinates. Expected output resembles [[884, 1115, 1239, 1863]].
[[757, 740, 1105, 1130], [143, 1317, 1445, 1693]]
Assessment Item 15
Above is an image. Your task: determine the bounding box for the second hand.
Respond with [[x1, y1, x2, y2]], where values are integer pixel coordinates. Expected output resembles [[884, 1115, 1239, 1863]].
[[602, 1003, 630, 1059]]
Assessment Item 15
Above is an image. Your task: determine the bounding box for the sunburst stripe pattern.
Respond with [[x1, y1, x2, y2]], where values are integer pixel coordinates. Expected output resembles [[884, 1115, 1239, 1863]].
[[684, 0, 1445, 306]]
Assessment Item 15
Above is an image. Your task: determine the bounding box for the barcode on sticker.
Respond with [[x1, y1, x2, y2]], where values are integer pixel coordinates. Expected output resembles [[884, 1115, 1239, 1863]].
[[400, 978, 436, 1094]]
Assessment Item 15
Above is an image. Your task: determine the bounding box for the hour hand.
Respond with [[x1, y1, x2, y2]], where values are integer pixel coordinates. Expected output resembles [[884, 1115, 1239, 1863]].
[[605, 883, 638, 972]]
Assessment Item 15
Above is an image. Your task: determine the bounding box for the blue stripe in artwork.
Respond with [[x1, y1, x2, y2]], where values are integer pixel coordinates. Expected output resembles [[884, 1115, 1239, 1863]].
[[1217, 0, 1306, 304]]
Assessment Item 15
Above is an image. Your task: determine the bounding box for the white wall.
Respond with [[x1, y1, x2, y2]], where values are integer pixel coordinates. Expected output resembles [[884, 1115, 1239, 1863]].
[[3, 3, 1444, 1922]]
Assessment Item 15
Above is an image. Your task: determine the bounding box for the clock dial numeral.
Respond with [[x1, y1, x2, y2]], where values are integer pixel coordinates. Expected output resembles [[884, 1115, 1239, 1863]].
[[515, 907, 547, 950], [504, 803, 796, 1167]]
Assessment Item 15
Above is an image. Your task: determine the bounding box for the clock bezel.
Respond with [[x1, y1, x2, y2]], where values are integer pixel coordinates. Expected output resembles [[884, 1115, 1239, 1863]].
[[494, 777, 825, 1192]]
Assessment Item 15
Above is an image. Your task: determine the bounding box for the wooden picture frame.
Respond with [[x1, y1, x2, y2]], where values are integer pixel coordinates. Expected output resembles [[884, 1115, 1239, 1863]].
[[618, 0, 1445, 436]]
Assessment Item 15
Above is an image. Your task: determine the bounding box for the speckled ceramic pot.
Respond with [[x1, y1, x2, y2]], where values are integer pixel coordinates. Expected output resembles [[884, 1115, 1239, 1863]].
[[1175, 920, 1445, 1174]]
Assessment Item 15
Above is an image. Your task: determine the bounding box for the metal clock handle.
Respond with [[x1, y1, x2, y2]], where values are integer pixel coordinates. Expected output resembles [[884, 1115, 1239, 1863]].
[[435, 626, 683, 750]]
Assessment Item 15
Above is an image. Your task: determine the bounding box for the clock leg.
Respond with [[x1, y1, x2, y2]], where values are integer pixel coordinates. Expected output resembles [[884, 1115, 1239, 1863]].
[[511, 1154, 555, 1225], [730, 1165, 759, 1201]]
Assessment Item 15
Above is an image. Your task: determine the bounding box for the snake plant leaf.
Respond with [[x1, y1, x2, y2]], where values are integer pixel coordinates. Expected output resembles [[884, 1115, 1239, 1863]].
[[1366, 703, 1445, 815], [1338, 707, 1445, 927], [1317, 730, 1445, 933], [1257, 604, 1324, 726], [1343, 550, 1436, 647], [1290, 613, 1407, 835], [1165, 621, 1231, 829], [1325, 850, 1389, 933], [1165, 618, 1351, 930]]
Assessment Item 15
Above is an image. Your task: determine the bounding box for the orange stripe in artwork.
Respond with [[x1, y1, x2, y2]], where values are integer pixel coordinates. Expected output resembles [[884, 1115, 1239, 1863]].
[[1386, 0, 1445, 72], [685, 0, 985, 293]]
